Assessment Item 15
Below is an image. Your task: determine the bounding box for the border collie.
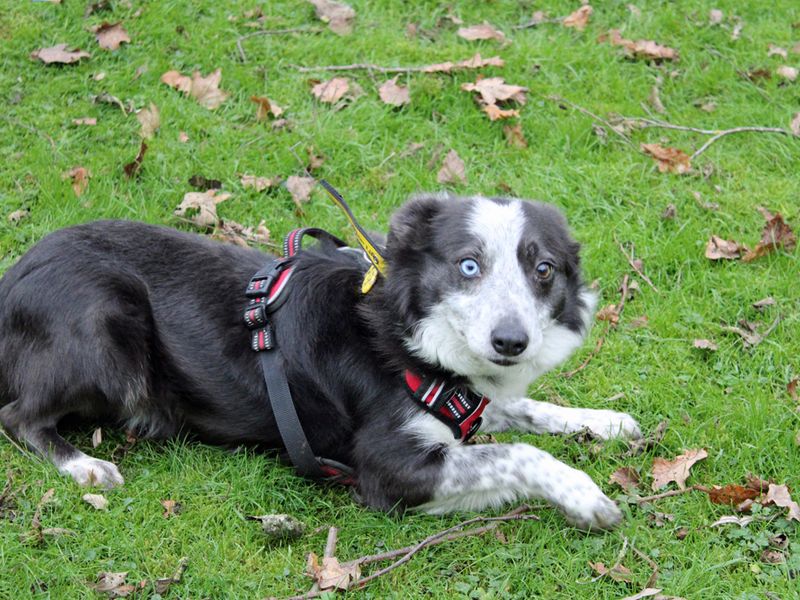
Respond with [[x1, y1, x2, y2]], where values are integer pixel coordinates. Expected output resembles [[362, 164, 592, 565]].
[[0, 194, 640, 531]]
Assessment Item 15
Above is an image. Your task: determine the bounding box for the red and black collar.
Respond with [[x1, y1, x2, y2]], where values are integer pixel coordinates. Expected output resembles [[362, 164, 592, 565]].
[[404, 370, 489, 442]]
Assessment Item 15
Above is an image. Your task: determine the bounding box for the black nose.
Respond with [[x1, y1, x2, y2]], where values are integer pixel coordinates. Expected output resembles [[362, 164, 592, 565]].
[[491, 322, 529, 357]]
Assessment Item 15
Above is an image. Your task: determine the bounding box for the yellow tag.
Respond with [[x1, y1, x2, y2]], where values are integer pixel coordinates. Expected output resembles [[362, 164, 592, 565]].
[[360, 265, 379, 294]]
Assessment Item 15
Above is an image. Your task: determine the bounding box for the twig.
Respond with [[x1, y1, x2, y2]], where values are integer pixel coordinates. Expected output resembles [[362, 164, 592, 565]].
[[615, 238, 660, 294], [635, 485, 707, 504], [546, 96, 637, 148], [307, 526, 339, 595], [24, 488, 55, 545], [1, 115, 56, 151], [629, 540, 659, 588], [236, 27, 323, 62], [562, 275, 629, 378], [690, 126, 792, 160], [293, 63, 436, 74], [588, 537, 629, 583], [282, 505, 538, 600]]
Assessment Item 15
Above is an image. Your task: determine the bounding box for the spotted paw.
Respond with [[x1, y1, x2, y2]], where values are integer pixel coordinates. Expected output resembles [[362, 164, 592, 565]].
[[560, 474, 623, 532]]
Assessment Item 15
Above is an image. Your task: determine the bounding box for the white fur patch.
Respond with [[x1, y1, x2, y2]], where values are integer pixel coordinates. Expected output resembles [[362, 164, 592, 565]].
[[59, 454, 124, 489]]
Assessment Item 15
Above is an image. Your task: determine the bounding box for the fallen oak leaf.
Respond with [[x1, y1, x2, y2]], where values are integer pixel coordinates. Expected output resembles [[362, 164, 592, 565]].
[[421, 53, 505, 73], [135, 102, 160, 139], [776, 65, 798, 82], [8, 209, 29, 223], [286, 176, 316, 212], [30, 44, 90, 65], [704, 235, 746, 260], [763, 483, 800, 522], [123, 141, 147, 178], [692, 339, 718, 351], [457, 21, 508, 44], [722, 316, 781, 348], [600, 29, 678, 62], [213, 220, 272, 248], [768, 44, 788, 59], [486, 104, 520, 121], [503, 122, 527, 147], [641, 143, 691, 174], [308, 0, 355, 35], [161, 499, 181, 518], [742, 211, 796, 262], [63, 167, 91, 197], [788, 378, 798, 402], [91, 572, 134, 597], [437, 149, 466, 185], [704, 484, 759, 506], [93, 22, 130, 51], [563, 5, 593, 31], [610, 466, 641, 492], [82, 493, 108, 510], [625, 420, 668, 457], [589, 561, 634, 583], [72, 117, 97, 126], [250, 95, 283, 120], [311, 77, 350, 103], [241, 175, 279, 191], [93, 92, 130, 114], [306, 552, 361, 591], [174, 189, 231, 228], [378, 77, 410, 106], [651, 448, 707, 491], [160, 69, 229, 109], [461, 77, 527, 105]]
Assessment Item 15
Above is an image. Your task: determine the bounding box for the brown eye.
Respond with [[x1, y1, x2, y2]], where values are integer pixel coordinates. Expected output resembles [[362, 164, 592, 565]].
[[535, 262, 554, 280]]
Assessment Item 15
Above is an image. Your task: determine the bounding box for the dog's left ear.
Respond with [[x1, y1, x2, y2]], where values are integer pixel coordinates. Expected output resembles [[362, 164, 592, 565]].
[[386, 194, 445, 252]]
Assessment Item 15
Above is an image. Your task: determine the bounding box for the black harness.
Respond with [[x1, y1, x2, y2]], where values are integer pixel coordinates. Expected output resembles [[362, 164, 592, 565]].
[[243, 228, 490, 485]]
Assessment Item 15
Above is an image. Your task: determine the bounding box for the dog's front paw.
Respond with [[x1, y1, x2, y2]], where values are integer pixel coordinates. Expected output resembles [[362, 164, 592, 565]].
[[559, 474, 622, 532], [59, 456, 124, 489], [581, 410, 642, 440]]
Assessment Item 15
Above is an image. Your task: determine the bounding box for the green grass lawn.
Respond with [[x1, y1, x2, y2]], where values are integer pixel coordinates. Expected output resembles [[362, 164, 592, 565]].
[[1, 0, 799, 598]]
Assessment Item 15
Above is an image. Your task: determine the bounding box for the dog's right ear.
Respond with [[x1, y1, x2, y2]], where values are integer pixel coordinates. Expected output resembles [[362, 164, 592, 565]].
[[386, 194, 445, 251]]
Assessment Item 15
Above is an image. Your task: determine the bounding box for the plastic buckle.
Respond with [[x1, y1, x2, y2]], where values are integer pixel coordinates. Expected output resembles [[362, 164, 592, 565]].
[[245, 260, 287, 299]]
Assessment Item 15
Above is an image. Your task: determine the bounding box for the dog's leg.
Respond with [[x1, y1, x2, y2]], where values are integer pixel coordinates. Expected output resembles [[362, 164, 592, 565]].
[[481, 397, 641, 440], [0, 402, 123, 488], [415, 443, 621, 531]]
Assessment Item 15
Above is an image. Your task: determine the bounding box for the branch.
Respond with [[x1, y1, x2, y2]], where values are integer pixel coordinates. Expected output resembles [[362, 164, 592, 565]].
[[293, 63, 439, 74], [635, 485, 707, 504], [236, 27, 323, 62], [615, 238, 660, 294], [690, 126, 791, 160], [628, 540, 660, 588], [547, 96, 637, 148]]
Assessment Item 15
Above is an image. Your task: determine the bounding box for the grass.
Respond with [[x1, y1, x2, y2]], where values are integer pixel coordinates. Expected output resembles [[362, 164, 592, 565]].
[[1, 0, 799, 598]]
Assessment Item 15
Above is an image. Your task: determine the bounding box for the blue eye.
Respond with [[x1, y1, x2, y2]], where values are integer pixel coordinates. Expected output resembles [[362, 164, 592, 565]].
[[459, 258, 481, 278]]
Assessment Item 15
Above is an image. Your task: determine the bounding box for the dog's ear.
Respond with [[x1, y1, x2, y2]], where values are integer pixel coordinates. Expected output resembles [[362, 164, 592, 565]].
[[386, 194, 445, 251]]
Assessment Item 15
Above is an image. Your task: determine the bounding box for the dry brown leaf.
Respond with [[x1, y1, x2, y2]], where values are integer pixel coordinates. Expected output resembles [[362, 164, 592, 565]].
[[709, 9, 723, 25], [629, 315, 649, 328], [136, 102, 160, 139], [8, 209, 29, 223], [72, 117, 97, 126], [311, 77, 350, 103], [250, 95, 283, 120], [563, 5, 593, 31], [790, 112, 800, 136], [461, 77, 527, 105], [63, 167, 91, 197], [457, 21, 508, 44], [601, 29, 679, 62], [705, 235, 746, 260], [175, 189, 231, 228], [421, 53, 504, 73], [609, 466, 640, 492], [241, 175, 278, 192], [768, 44, 788, 59], [705, 485, 760, 506], [308, 0, 355, 35], [437, 149, 466, 185], [92, 427, 102, 448], [30, 44, 90, 65], [485, 104, 520, 121], [378, 77, 410, 106], [178, 131, 189, 143], [214, 220, 271, 248], [651, 448, 707, 490], [503, 123, 527, 148], [160, 69, 229, 109], [693, 339, 718, 351], [648, 84, 666, 114], [596, 303, 621, 325], [286, 176, 316, 211], [776, 65, 798, 81], [641, 143, 691, 174], [589, 561, 634, 583], [161, 499, 180, 518], [306, 552, 361, 591], [742, 211, 796, 262], [788, 378, 798, 402], [123, 141, 147, 178], [93, 22, 130, 51], [91, 572, 134, 597], [752, 297, 776, 310], [763, 484, 800, 522], [82, 493, 108, 510]]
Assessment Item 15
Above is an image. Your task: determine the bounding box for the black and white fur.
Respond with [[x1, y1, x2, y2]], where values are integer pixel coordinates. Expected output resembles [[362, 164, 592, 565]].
[[0, 194, 640, 531]]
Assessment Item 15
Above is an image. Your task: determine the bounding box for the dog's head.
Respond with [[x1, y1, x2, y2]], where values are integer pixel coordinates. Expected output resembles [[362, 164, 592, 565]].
[[383, 194, 596, 397]]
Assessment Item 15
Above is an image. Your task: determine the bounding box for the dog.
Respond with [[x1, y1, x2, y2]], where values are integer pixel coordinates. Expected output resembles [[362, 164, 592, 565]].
[[0, 193, 640, 531]]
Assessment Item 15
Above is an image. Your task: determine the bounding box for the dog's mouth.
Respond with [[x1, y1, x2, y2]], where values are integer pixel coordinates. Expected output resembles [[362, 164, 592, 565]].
[[489, 358, 519, 367]]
